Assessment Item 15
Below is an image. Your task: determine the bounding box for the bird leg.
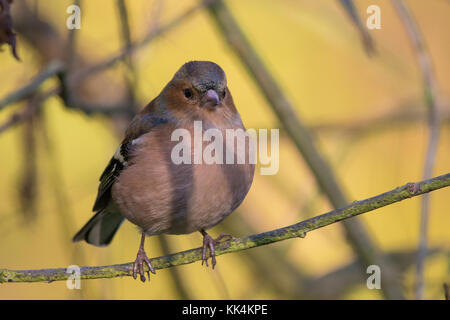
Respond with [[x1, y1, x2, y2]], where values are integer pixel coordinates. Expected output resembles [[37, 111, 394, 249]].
[[132, 233, 156, 282], [200, 230, 234, 269]]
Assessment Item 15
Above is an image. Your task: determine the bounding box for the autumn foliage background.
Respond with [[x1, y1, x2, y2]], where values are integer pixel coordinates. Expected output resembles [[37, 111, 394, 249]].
[[0, 0, 449, 299]]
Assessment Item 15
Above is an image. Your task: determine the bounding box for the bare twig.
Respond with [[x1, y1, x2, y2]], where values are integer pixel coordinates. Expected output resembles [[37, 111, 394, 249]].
[[305, 247, 442, 299], [392, 0, 441, 300], [207, 0, 404, 299], [73, 1, 206, 82], [339, 0, 376, 55], [1, 173, 449, 283], [3, 2, 202, 118], [0, 61, 133, 120], [18, 95, 39, 220], [310, 102, 450, 136], [57, 71, 133, 116], [0, 108, 28, 134], [0, 61, 64, 110], [444, 283, 449, 300], [0, 88, 55, 134], [116, 0, 139, 115], [0, 83, 128, 136], [66, 0, 80, 69], [222, 214, 309, 298], [12, 1, 131, 119], [157, 235, 191, 299]]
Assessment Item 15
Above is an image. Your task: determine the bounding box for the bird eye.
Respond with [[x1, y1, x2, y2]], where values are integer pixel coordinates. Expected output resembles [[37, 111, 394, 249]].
[[184, 88, 193, 99], [221, 90, 226, 99]]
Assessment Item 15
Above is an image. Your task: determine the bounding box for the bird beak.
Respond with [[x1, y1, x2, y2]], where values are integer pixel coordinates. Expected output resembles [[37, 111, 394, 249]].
[[203, 89, 220, 108]]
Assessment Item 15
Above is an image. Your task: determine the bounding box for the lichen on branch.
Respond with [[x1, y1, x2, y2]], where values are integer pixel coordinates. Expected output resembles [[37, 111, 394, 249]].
[[1, 172, 449, 284]]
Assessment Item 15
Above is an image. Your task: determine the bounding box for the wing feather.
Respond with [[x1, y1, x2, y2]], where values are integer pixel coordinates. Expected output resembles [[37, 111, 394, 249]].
[[92, 112, 169, 212]]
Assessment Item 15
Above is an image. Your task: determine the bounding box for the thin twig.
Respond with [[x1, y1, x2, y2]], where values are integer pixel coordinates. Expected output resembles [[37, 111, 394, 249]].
[[305, 247, 442, 299], [1, 173, 449, 283], [0, 83, 128, 136], [222, 215, 309, 298], [12, 0, 132, 119], [0, 88, 55, 134], [18, 95, 39, 220], [392, 0, 441, 300], [73, 1, 206, 82], [310, 102, 450, 136], [0, 60, 132, 120], [66, 0, 80, 70], [0, 61, 64, 110], [57, 71, 133, 116], [1, 1, 203, 117], [157, 235, 191, 299], [116, 0, 139, 115], [444, 283, 449, 300], [339, 0, 376, 55], [206, 0, 404, 299]]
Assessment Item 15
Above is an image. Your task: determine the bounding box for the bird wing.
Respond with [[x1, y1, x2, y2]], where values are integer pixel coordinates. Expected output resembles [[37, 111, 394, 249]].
[[92, 143, 128, 212], [92, 110, 169, 212]]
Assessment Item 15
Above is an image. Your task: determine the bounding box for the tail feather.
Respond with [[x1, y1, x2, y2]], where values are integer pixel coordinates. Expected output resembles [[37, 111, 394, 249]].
[[73, 208, 124, 247]]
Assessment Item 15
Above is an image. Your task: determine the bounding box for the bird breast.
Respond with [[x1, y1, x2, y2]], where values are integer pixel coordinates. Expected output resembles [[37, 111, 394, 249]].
[[111, 122, 255, 236]]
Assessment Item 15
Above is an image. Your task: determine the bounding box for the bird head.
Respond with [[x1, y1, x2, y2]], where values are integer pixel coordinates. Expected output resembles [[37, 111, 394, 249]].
[[172, 61, 227, 109], [161, 61, 238, 119]]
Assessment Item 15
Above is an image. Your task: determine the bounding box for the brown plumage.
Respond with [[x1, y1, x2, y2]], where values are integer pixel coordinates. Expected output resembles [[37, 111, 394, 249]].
[[73, 61, 255, 282]]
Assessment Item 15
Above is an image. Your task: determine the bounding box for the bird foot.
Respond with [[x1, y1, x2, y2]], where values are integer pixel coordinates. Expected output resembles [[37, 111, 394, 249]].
[[215, 232, 235, 243], [132, 246, 156, 283], [201, 231, 234, 269]]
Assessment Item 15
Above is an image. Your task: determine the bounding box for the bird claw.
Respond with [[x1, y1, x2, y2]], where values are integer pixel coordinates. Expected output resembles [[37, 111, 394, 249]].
[[132, 248, 156, 283], [202, 234, 216, 269], [215, 233, 235, 243], [201, 232, 234, 269]]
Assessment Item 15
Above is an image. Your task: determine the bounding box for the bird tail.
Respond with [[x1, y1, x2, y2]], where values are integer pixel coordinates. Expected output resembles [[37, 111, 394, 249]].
[[72, 206, 124, 247]]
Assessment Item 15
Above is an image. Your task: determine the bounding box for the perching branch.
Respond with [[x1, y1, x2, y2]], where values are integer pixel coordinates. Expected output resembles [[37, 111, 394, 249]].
[[1, 173, 449, 284], [206, 0, 404, 299]]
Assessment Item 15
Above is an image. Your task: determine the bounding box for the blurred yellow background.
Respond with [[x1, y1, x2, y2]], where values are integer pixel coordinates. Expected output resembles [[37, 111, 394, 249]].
[[0, 0, 449, 299]]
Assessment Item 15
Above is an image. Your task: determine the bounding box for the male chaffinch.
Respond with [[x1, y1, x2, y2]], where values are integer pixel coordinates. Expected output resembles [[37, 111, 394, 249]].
[[73, 61, 255, 282]]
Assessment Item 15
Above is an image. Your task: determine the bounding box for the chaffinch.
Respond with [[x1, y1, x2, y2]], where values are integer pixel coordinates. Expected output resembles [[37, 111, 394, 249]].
[[73, 61, 255, 282]]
